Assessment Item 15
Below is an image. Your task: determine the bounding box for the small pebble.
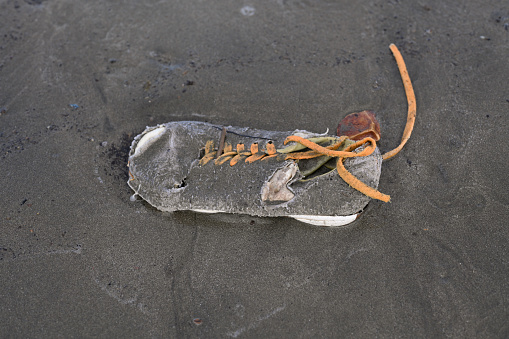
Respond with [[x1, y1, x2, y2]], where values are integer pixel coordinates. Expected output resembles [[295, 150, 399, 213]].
[[240, 6, 255, 16]]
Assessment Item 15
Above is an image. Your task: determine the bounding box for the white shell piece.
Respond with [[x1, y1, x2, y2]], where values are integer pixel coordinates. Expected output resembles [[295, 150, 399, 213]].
[[134, 126, 166, 157], [290, 214, 358, 227]]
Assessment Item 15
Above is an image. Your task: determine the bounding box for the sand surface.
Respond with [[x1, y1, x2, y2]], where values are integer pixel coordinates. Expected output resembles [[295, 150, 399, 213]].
[[2, 0, 509, 337]]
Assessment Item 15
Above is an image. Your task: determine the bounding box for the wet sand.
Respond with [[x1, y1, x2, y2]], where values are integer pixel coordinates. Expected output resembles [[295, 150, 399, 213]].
[[1, 0, 509, 337]]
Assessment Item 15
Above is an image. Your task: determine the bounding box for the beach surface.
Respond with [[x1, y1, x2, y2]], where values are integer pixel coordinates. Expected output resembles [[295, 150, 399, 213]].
[[1, 0, 509, 337]]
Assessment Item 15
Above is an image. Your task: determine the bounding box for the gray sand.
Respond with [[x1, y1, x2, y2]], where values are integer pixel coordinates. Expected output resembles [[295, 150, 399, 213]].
[[1, 0, 509, 337]]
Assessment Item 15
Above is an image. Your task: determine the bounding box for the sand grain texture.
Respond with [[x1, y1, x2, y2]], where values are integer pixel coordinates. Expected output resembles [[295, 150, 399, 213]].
[[1, 0, 509, 337]]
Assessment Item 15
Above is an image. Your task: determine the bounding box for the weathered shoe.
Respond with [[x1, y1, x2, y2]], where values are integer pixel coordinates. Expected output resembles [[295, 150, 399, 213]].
[[127, 45, 418, 226], [127, 121, 382, 226]]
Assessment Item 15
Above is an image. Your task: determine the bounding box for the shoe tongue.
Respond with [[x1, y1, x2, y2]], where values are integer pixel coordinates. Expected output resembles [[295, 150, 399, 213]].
[[337, 110, 381, 141]]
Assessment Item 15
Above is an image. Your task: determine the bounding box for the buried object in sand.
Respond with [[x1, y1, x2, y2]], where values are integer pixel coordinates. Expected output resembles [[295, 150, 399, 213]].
[[128, 121, 383, 226], [127, 44, 416, 226]]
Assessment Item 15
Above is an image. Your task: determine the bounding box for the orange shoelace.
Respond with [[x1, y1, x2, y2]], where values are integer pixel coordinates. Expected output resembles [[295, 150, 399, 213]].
[[199, 44, 416, 203]]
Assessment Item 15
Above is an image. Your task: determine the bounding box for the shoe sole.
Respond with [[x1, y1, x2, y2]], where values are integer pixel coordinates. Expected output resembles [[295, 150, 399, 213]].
[[190, 208, 359, 227]]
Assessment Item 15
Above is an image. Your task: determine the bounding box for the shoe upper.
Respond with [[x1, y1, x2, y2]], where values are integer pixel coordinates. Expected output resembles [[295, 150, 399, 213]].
[[128, 121, 382, 217]]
